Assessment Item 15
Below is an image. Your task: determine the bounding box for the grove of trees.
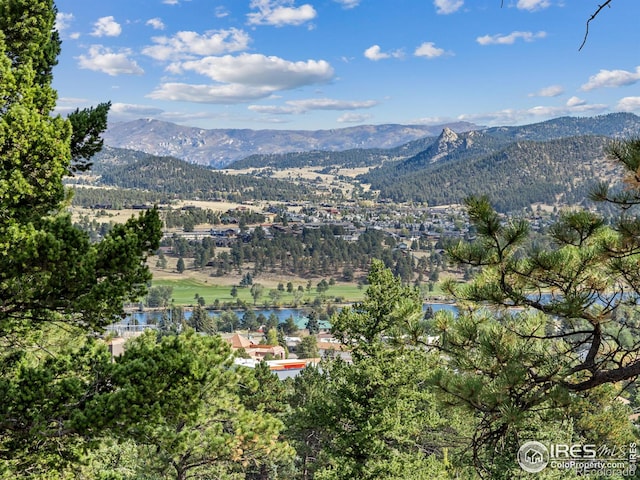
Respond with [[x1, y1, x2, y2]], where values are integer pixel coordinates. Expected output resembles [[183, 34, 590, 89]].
[[4, 1, 640, 479]]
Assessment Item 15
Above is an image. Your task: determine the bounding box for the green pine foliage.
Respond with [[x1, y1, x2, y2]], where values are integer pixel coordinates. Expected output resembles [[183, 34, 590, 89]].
[[3, 2, 640, 478]]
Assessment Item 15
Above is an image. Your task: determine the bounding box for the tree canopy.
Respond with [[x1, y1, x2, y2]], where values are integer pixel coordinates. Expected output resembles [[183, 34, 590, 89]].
[[0, 0, 161, 473]]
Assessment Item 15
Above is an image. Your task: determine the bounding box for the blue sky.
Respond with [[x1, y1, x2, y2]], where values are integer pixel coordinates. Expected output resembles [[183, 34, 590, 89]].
[[52, 0, 640, 130]]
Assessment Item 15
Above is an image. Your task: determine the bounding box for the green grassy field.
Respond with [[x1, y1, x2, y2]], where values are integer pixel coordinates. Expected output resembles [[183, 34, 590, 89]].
[[151, 277, 450, 307], [151, 278, 367, 306]]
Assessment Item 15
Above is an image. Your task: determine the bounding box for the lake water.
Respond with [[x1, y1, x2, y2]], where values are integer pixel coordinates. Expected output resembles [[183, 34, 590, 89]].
[[122, 303, 459, 329]]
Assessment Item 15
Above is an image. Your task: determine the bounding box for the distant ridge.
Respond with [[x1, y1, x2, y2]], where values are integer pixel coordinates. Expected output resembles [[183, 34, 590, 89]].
[[97, 113, 640, 213], [103, 119, 478, 167]]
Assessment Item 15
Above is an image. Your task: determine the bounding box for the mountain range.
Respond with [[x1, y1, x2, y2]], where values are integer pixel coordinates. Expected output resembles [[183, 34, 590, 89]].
[[94, 113, 640, 212], [103, 119, 477, 168]]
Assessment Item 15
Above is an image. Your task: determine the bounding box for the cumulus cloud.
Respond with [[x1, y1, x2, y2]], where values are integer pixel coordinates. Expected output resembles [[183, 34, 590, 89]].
[[529, 85, 564, 97], [566, 96, 586, 107], [414, 42, 447, 58], [364, 45, 403, 61], [91, 16, 122, 37], [434, 0, 464, 15], [516, 0, 551, 11], [581, 67, 640, 91], [334, 0, 360, 8], [77, 45, 144, 76], [178, 53, 334, 90], [617, 97, 640, 112], [146, 18, 165, 30], [476, 31, 546, 45], [149, 54, 334, 104], [249, 98, 377, 115], [55, 12, 74, 32], [143, 28, 250, 61], [247, 0, 317, 27], [148, 83, 276, 103], [110, 102, 164, 116], [338, 113, 373, 123]]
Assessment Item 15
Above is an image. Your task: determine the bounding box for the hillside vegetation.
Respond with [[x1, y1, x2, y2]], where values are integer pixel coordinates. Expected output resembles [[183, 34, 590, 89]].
[[88, 147, 313, 203], [363, 135, 616, 211], [86, 114, 640, 212]]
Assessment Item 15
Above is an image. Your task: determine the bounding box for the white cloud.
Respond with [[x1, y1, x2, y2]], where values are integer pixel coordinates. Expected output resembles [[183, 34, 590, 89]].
[[146, 18, 165, 30], [364, 45, 388, 61], [434, 0, 464, 15], [247, 0, 317, 27], [290, 98, 378, 111], [338, 113, 373, 123], [148, 83, 276, 103], [617, 97, 640, 112], [364, 45, 403, 61], [249, 105, 299, 114], [516, 0, 551, 11], [526, 103, 606, 117], [215, 6, 230, 18], [334, 0, 360, 8], [57, 97, 90, 106], [457, 101, 608, 126], [566, 96, 586, 107], [411, 115, 456, 125], [163, 0, 179, 4], [529, 85, 564, 97], [143, 28, 250, 61], [149, 54, 334, 104], [414, 42, 447, 58], [55, 12, 74, 32], [179, 53, 334, 90], [77, 45, 144, 76], [110, 103, 164, 116], [476, 31, 547, 45], [54, 96, 91, 116], [249, 98, 377, 115], [581, 67, 640, 91], [159, 111, 230, 125], [91, 16, 122, 37]]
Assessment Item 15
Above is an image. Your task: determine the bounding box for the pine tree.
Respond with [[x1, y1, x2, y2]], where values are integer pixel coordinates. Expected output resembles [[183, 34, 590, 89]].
[[176, 256, 186, 273], [0, 0, 161, 471], [433, 155, 640, 473], [88, 332, 293, 480], [289, 260, 451, 479]]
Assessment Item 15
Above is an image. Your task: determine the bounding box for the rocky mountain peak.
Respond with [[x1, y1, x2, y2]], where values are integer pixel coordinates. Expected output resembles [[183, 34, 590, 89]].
[[430, 127, 464, 162], [439, 127, 459, 143]]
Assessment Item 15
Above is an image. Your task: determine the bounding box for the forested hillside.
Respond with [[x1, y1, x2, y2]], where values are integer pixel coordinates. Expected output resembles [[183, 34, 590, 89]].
[[363, 135, 617, 211], [89, 147, 313, 203], [82, 135, 622, 212], [224, 113, 640, 212]]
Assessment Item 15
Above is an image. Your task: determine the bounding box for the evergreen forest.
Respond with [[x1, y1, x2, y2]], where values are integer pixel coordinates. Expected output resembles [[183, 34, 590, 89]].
[[5, 2, 640, 480]]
